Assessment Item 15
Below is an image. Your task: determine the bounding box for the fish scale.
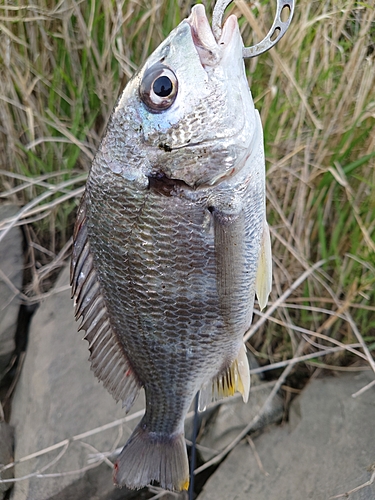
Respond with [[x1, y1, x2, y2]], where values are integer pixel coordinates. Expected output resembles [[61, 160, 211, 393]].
[[71, 4, 272, 492], [87, 173, 227, 355]]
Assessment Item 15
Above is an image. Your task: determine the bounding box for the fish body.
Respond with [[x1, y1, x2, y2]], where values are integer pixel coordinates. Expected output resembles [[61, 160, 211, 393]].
[[71, 4, 272, 492]]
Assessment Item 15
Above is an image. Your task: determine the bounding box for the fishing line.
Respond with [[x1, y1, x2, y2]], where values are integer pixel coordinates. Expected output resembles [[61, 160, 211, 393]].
[[189, 391, 200, 500]]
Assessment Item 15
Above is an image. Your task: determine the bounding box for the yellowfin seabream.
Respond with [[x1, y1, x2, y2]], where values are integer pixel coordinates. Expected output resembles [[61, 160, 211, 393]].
[[71, 0, 294, 492]]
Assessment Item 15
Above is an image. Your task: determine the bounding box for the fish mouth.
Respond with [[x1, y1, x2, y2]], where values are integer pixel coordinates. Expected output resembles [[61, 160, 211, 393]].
[[187, 4, 238, 67]]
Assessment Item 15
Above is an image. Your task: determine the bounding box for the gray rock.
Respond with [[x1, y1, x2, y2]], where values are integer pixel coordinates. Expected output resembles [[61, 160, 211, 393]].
[[197, 372, 375, 500], [0, 205, 23, 378], [9, 266, 146, 500], [44, 462, 150, 500], [0, 421, 14, 496]]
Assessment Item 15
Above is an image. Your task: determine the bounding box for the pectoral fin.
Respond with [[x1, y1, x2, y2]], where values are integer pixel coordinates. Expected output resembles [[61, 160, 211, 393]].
[[208, 195, 247, 320], [255, 220, 272, 311], [199, 344, 250, 411]]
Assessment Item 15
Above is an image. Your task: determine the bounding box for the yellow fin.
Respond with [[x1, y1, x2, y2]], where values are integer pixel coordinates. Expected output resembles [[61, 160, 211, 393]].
[[180, 479, 190, 491], [255, 220, 272, 311], [199, 344, 250, 410]]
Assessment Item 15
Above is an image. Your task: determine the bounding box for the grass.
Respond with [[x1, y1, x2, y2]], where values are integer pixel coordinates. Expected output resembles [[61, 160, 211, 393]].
[[0, 0, 374, 384]]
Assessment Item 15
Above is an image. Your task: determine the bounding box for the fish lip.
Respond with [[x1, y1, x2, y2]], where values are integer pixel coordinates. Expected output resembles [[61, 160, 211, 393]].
[[187, 4, 238, 67]]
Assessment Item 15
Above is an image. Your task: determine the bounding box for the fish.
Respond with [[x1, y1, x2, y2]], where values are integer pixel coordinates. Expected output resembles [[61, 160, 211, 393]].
[[70, 3, 272, 492]]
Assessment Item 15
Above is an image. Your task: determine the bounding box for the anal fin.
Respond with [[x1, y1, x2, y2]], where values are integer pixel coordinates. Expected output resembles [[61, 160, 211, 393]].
[[70, 196, 141, 412], [199, 344, 250, 411]]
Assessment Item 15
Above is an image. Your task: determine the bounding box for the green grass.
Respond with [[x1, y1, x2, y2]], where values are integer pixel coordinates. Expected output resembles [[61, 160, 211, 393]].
[[0, 0, 374, 371]]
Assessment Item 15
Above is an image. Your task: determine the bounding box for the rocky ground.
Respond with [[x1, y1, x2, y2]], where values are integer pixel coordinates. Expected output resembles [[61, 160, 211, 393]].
[[1, 204, 374, 500]]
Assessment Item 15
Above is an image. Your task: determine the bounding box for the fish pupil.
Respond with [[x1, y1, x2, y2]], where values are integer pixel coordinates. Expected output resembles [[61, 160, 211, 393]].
[[153, 76, 173, 97]]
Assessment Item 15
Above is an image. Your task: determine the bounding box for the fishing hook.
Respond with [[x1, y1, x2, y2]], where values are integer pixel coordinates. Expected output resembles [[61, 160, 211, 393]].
[[212, 0, 295, 58]]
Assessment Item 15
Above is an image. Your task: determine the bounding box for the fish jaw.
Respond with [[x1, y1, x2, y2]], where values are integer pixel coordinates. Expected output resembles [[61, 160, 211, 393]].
[[187, 4, 240, 68]]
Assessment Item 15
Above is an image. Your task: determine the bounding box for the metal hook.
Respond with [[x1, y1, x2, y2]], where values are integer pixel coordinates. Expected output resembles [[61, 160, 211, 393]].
[[212, 0, 295, 58]]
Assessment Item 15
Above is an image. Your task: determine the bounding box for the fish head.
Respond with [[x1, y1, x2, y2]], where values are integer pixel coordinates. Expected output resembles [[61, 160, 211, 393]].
[[100, 4, 257, 188]]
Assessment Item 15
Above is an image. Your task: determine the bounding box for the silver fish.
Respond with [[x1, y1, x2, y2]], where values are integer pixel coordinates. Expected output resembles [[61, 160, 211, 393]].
[[71, 3, 272, 492]]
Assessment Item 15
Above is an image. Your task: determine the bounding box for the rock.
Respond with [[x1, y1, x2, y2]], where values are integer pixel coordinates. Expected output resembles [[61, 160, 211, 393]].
[[0, 205, 23, 378], [43, 462, 150, 500], [197, 372, 375, 500], [9, 266, 146, 500], [0, 421, 14, 496]]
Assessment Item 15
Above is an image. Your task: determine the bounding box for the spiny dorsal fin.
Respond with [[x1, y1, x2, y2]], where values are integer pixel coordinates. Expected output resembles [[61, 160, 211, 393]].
[[255, 219, 272, 311], [70, 196, 141, 412], [198, 344, 250, 411]]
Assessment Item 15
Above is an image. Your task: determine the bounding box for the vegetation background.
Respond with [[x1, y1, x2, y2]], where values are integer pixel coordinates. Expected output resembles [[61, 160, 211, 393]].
[[0, 0, 374, 389]]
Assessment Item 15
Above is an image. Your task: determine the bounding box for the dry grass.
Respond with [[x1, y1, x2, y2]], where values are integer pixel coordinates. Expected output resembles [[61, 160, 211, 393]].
[[0, 0, 374, 383]]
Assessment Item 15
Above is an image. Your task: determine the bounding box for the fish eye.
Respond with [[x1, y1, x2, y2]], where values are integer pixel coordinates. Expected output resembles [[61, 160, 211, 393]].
[[140, 63, 178, 113], [153, 76, 173, 97]]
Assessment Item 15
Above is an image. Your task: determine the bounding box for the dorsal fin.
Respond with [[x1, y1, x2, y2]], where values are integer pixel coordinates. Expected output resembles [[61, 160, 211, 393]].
[[198, 343, 250, 411], [70, 196, 141, 412]]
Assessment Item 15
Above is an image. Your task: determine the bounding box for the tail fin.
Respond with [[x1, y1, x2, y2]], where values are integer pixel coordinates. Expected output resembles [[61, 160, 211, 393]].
[[114, 421, 189, 492]]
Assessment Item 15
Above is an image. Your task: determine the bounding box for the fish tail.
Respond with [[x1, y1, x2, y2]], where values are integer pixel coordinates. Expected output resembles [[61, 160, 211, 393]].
[[114, 420, 189, 492]]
